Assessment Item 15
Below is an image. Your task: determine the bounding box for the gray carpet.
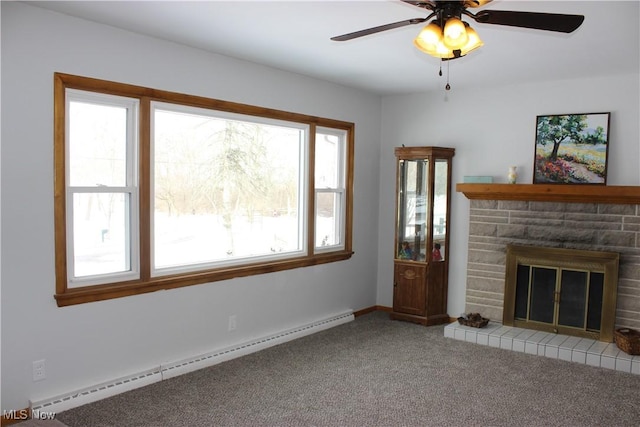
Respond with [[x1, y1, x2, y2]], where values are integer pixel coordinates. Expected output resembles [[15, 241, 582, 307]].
[[54, 311, 639, 426], [14, 421, 67, 427]]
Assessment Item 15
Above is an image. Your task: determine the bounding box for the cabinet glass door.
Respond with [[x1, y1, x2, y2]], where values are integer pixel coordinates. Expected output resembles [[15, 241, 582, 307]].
[[432, 159, 448, 262], [396, 159, 428, 262]]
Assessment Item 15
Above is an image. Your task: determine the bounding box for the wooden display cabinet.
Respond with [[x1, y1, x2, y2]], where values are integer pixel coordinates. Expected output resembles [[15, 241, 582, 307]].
[[391, 147, 454, 325]]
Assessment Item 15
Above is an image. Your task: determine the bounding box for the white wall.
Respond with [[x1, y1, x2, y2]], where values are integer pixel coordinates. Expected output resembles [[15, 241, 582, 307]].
[[377, 74, 640, 316], [0, 3, 381, 410]]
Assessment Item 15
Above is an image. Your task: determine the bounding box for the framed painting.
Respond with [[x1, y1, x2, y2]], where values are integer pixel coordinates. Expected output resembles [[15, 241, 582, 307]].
[[533, 112, 610, 184]]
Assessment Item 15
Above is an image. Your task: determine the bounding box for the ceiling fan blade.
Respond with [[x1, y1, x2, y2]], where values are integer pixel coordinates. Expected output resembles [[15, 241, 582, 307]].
[[331, 18, 427, 41], [474, 10, 584, 33]]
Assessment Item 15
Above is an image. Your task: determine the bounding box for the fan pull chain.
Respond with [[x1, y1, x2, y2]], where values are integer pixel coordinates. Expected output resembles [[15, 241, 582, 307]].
[[445, 60, 451, 91]]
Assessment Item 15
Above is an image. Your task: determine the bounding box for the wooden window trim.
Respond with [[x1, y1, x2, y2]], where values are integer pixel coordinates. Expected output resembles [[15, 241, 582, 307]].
[[54, 73, 354, 307]]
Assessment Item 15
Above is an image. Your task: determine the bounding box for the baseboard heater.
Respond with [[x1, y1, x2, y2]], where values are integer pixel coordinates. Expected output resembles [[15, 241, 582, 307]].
[[30, 310, 354, 414]]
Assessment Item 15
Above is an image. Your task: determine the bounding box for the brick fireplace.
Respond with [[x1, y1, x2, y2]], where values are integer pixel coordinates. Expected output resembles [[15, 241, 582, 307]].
[[457, 184, 640, 332]]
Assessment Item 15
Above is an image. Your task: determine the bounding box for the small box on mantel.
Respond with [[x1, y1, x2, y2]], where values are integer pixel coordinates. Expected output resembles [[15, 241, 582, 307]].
[[463, 176, 493, 183]]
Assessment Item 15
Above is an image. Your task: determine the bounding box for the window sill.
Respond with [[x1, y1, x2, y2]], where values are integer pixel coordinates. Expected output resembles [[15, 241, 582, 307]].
[[55, 250, 354, 307]]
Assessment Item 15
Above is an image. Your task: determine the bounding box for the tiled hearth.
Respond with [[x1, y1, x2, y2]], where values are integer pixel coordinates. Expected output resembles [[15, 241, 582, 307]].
[[445, 322, 640, 375]]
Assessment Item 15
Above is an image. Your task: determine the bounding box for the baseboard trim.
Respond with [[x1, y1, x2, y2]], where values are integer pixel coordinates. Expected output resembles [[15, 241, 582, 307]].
[[353, 305, 391, 317], [29, 310, 354, 415], [355, 306, 455, 323]]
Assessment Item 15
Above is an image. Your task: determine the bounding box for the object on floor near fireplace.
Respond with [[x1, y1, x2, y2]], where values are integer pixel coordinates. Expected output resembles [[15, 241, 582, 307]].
[[614, 328, 640, 355], [504, 244, 619, 342], [458, 313, 489, 328]]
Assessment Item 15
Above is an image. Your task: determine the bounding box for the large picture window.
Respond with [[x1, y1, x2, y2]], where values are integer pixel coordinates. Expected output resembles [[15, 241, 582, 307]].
[[54, 73, 354, 306], [151, 103, 308, 274]]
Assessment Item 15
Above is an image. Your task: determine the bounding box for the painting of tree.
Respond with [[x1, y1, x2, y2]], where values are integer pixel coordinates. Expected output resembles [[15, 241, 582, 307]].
[[534, 112, 610, 184]]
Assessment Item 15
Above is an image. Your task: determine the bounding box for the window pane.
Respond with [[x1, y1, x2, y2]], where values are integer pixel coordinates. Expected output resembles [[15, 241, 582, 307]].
[[153, 106, 305, 270], [315, 132, 341, 188], [316, 192, 341, 247], [69, 101, 128, 187], [71, 192, 131, 279]]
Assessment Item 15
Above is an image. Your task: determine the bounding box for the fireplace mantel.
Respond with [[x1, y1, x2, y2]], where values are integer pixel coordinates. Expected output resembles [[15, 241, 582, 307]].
[[456, 183, 640, 204]]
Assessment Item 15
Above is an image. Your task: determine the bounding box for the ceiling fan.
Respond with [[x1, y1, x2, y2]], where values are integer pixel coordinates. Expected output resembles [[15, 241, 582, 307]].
[[331, 0, 585, 61]]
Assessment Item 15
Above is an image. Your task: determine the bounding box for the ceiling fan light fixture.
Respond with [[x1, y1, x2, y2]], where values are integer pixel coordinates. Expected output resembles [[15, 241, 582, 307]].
[[443, 17, 468, 49], [415, 21, 442, 48], [434, 40, 458, 59], [414, 19, 481, 60], [459, 24, 483, 56], [414, 38, 458, 60]]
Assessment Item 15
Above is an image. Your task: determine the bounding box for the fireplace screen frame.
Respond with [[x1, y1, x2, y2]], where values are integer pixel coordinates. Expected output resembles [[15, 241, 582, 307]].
[[503, 245, 619, 342]]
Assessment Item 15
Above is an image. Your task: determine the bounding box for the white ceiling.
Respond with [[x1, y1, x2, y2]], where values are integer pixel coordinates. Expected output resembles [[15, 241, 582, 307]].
[[28, 0, 640, 95]]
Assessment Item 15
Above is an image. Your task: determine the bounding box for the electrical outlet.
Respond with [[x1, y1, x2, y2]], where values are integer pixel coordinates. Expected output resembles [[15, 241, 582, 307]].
[[228, 315, 237, 332], [33, 360, 46, 382]]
